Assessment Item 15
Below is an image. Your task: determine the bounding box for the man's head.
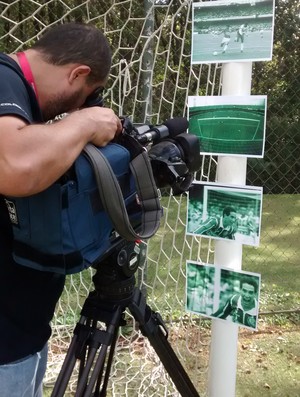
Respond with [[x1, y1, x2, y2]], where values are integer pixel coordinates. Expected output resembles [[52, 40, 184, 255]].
[[28, 22, 112, 120], [239, 277, 258, 309], [222, 206, 237, 229]]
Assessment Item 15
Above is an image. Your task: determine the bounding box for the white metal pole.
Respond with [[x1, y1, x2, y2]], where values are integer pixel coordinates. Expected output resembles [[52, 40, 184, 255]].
[[207, 62, 252, 397]]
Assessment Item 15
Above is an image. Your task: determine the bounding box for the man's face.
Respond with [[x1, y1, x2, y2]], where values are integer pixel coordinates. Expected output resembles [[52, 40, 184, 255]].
[[41, 81, 102, 121], [223, 211, 237, 228], [240, 282, 255, 308]]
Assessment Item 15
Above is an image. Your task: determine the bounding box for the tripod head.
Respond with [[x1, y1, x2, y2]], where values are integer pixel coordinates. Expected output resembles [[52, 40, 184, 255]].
[[91, 239, 147, 302]]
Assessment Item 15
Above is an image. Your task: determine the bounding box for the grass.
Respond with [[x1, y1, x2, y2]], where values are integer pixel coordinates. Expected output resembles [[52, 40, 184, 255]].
[[243, 194, 300, 295]]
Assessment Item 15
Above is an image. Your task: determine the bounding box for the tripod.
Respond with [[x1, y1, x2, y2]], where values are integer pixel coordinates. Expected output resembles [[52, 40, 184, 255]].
[[51, 240, 200, 397]]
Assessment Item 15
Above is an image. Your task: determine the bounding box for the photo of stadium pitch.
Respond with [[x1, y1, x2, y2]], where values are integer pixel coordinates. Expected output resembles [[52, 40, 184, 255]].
[[191, 0, 275, 64], [188, 95, 267, 158]]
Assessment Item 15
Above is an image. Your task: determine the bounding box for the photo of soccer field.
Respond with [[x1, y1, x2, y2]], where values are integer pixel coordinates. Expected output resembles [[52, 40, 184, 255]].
[[192, 0, 275, 64], [188, 95, 267, 157]]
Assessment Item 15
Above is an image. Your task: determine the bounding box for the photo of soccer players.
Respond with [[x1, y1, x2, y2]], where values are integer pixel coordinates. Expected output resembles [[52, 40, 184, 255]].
[[186, 261, 261, 331], [186, 181, 263, 246], [191, 0, 275, 64]]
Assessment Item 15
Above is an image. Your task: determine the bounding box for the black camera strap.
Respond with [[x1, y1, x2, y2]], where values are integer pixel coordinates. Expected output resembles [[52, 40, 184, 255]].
[[83, 143, 162, 241]]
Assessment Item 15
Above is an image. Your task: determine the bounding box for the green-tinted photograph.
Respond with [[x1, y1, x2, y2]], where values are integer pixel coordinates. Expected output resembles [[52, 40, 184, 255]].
[[186, 261, 215, 316], [192, 0, 275, 64], [186, 181, 263, 246], [213, 267, 261, 331], [185, 261, 261, 331], [188, 95, 267, 158]]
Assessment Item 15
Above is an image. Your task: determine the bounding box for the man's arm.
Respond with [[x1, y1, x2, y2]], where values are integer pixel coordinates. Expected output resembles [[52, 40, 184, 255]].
[[193, 216, 217, 235], [0, 107, 122, 197], [227, 218, 239, 239], [212, 297, 234, 319]]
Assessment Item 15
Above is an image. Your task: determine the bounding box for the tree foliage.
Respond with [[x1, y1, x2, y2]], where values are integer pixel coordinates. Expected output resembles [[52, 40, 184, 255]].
[[0, 0, 298, 192], [249, 0, 300, 193]]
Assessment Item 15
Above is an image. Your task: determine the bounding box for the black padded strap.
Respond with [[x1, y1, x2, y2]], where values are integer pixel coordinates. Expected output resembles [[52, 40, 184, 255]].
[[83, 143, 162, 241]]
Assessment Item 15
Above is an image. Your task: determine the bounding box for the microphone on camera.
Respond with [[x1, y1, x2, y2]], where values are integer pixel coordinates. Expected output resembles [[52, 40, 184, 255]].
[[136, 117, 189, 144]]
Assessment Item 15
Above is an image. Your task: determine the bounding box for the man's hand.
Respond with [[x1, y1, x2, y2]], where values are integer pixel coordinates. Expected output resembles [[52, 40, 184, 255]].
[[72, 107, 123, 147]]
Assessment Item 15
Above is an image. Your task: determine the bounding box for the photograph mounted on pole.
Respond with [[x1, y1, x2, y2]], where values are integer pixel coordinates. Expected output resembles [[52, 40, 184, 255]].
[[188, 95, 267, 158], [187, 181, 263, 246], [186, 261, 261, 331], [191, 0, 275, 64]]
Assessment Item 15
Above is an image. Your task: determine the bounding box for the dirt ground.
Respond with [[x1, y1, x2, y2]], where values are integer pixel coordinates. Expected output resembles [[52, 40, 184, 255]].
[[45, 319, 300, 397], [235, 324, 300, 397], [168, 317, 300, 397]]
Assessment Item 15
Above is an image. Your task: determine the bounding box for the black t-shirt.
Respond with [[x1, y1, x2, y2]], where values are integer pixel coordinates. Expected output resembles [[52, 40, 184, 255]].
[[0, 53, 65, 364]]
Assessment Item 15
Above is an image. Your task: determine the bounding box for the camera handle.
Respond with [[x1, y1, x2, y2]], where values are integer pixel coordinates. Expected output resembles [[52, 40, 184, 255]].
[[50, 243, 200, 397]]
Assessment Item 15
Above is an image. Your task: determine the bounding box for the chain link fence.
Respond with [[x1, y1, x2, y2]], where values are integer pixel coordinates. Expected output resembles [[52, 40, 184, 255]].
[[249, 0, 300, 193], [0, 0, 299, 395]]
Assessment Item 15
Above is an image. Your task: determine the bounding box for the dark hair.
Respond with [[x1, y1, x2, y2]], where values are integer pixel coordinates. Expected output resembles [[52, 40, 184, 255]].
[[240, 277, 258, 293], [223, 206, 236, 217], [32, 22, 111, 85]]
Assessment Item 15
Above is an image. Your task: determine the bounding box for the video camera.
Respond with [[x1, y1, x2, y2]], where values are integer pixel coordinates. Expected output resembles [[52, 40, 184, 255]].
[[84, 89, 201, 194], [117, 116, 201, 195], [88, 116, 202, 279], [6, 110, 201, 275]]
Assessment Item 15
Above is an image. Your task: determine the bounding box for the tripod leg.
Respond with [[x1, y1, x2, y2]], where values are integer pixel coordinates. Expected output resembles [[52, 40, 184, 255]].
[[75, 344, 101, 397], [129, 288, 200, 397], [51, 334, 81, 397], [51, 315, 109, 397], [81, 306, 123, 397], [93, 321, 121, 396]]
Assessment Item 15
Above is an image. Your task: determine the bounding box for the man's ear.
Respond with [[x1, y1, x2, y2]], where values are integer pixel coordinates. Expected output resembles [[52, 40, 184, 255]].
[[69, 65, 91, 84]]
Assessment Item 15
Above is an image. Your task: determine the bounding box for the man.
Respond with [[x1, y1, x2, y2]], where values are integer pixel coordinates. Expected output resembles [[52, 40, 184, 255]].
[[239, 209, 258, 244], [193, 206, 238, 240], [0, 22, 122, 397], [212, 277, 259, 329], [236, 23, 248, 52], [186, 264, 214, 315], [245, 210, 258, 244], [220, 25, 231, 54]]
